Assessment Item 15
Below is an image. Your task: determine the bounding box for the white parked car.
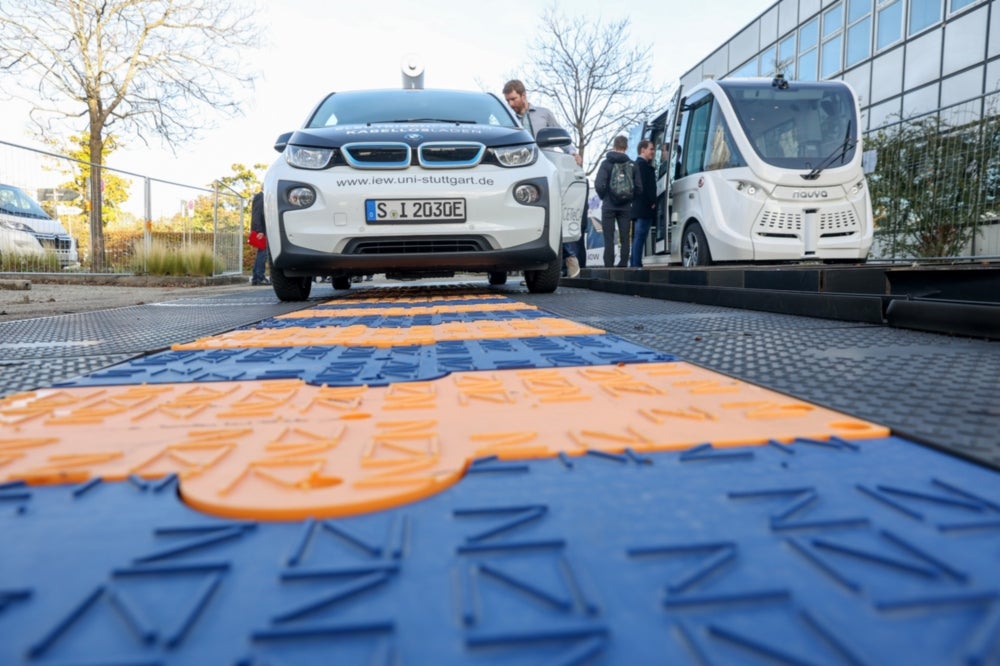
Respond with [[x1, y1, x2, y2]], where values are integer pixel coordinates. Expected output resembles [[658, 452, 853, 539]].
[[0, 221, 45, 259], [0, 183, 79, 267], [263, 87, 586, 300]]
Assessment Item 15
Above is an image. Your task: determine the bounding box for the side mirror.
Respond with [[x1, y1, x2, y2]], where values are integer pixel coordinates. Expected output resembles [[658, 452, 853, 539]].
[[273, 132, 293, 153], [535, 126, 572, 149]]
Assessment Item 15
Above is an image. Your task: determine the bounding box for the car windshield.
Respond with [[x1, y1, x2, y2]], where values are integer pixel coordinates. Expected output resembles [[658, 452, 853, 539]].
[[0, 184, 51, 220], [307, 89, 517, 129], [721, 81, 858, 169]]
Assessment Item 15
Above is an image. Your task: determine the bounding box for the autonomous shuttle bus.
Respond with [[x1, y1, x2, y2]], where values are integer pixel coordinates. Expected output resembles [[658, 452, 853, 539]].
[[642, 76, 873, 266]]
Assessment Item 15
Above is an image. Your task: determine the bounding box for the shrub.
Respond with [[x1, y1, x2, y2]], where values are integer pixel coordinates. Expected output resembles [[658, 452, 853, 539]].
[[130, 239, 224, 276], [0, 249, 62, 272]]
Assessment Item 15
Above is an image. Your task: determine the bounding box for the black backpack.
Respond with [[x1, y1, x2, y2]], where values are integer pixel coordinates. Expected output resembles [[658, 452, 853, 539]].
[[608, 160, 635, 205]]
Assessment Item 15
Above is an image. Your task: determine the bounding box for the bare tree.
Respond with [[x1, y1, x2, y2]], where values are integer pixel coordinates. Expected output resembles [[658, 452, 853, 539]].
[[0, 0, 262, 270], [527, 5, 667, 175]]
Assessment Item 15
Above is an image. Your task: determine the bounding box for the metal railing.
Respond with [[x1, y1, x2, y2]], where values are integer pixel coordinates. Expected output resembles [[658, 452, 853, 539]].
[[0, 139, 245, 276], [864, 90, 1000, 261]]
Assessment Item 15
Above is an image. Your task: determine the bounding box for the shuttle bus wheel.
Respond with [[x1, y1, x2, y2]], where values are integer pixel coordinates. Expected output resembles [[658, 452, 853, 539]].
[[682, 223, 712, 267]]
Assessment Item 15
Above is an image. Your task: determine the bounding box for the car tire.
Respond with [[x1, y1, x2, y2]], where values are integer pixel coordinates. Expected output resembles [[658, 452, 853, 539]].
[[332, 276, 352, 290], [682, 222, 712, 267], [524, 260, 560, 293], [488, 271, 507, 285], [271, 268, 313, 301]]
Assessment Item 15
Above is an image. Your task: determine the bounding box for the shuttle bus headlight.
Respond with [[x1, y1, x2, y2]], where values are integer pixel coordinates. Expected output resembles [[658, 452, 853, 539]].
[[735, 180, 761, 197], [850, 179, 865, 196]]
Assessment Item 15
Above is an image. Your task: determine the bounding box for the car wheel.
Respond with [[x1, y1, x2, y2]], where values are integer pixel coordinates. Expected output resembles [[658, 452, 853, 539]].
[[488, 271, 507, 285], [524, 260, 560, 293], [682, 222, 712, 267], [271, 268, 313, 301], [332, 276, 352, 290]]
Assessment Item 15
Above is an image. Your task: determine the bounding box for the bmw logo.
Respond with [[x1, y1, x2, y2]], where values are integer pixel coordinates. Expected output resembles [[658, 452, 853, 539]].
[[404, 133, 423, 142]]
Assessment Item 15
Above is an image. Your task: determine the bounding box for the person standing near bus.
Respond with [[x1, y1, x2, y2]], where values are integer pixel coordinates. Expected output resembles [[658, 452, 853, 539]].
[[629, 140, 656, 267], [249, 190, 269, 285], [503, 79, 584, 277], [594, 135, 634, 267]]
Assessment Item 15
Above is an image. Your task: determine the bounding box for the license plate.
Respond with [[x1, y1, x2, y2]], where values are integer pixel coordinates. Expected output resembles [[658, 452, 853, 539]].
[[365, 198, 466, 223]]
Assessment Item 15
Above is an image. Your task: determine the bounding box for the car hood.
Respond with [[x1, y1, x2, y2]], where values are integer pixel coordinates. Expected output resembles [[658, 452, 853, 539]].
[[287, 123, 534, 149], [0, 210, 72, 237]]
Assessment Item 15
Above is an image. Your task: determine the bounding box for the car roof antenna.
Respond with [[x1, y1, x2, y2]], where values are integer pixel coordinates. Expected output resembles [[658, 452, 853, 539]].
[[401, 54, 424, 89]]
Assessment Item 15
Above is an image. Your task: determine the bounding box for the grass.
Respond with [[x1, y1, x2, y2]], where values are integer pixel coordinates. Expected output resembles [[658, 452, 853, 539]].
[[130, 239, 224, 276], [0, 250, 62, 272]]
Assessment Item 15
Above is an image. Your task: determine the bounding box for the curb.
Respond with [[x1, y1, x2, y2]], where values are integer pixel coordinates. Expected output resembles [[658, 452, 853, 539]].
[[0, 273, 249, 288]]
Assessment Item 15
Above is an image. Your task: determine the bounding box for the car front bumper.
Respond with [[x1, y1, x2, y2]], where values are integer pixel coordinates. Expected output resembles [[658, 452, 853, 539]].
[[263, 164, 560, 276]]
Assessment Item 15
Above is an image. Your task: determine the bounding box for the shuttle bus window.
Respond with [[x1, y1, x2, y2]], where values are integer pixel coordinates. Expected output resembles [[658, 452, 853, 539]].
[[722, 81, 857, 169], [704, 104, 746, 171], [679, 96, 712, 178]]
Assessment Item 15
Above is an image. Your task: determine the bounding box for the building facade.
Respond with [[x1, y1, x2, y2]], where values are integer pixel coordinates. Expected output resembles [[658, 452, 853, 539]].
[[681, 0, 997, 133], [678, 0, 999, 258]]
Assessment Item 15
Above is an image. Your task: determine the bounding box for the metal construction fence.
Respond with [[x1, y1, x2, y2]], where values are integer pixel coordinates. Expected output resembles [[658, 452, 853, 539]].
[[865, 90, 1000, 262], [0, 139, 246, 276]]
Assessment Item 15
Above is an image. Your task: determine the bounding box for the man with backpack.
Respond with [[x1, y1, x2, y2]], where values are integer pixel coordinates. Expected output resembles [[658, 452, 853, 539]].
[[594, 135, 636, 267]]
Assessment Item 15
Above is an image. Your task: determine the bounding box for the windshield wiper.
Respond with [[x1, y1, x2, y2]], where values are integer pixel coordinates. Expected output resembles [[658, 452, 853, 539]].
[[801, 121, 854, 180]]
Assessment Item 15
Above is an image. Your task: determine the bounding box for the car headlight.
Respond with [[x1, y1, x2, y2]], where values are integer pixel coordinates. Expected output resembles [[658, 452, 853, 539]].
[[286, 186, 316, 208], [491, 144, 538, 167], [285, 146, 336, 170], [0, 219, 34, 233]]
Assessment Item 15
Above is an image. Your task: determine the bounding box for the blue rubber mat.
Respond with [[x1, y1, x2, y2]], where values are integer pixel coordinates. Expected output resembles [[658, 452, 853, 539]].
[[53, 336, 675, 388], [2, 435, 999, 665]]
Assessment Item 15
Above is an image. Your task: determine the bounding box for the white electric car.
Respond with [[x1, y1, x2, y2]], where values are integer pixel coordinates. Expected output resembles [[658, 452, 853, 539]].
[[263, 87, 586, 300]]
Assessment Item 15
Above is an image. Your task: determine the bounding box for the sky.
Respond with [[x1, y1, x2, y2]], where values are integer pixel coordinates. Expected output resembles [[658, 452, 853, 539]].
[[1, 0, 773, 187]]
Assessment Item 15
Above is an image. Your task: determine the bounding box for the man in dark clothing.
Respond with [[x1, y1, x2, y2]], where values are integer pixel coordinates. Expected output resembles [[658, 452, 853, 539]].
[[249, 191, 269, 285], [594, 135, 634, 267], [629, 140, 657, 267]]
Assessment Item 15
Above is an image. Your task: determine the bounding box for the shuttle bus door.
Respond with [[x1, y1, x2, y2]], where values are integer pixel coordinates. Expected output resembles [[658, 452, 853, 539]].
[[652, 87, 683, 256]]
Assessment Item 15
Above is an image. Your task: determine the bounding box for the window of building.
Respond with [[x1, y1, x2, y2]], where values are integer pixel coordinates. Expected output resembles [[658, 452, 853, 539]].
[[909, 0, 943, 34], [800, 18, 819, 51], [949, 0, 979, 13], [759, 45, 778, 77], [824, 4, 844, 37], [822, 34, 844, 78], [798, 49, 819, 80], [732, 59, 758, 78], [798, 17, 819, 81], [778, 34, 796, 72], [848, 0, 872, 22], [846, 17, 872, 66], [876, 0, 903, 49]]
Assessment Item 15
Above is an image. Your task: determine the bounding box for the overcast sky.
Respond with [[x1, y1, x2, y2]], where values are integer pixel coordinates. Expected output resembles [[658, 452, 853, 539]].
[[2, 0, 772, 186]]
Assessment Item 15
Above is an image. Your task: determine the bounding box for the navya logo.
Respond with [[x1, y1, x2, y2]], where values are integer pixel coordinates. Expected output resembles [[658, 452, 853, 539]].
[[792, 190, 829, 199]]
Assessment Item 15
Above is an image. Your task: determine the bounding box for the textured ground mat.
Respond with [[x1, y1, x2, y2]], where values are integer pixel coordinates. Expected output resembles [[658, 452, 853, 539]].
[[1, 286, 998, 665]]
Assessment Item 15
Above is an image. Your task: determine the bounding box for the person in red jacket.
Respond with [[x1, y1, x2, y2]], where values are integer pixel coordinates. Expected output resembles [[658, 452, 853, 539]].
[[249, 191, 269, 285]]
